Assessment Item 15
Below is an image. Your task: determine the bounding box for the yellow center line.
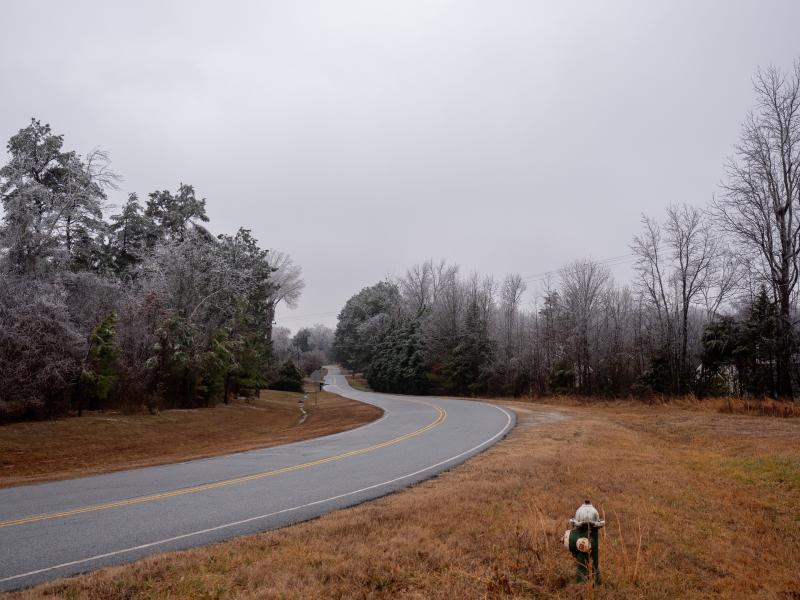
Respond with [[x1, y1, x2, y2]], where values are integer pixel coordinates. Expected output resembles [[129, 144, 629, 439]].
[[0, 398, 446, 530]]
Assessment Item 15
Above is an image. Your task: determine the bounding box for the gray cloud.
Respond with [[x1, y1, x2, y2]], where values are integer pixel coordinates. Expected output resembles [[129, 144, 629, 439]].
[[2, 0, 798, 331]]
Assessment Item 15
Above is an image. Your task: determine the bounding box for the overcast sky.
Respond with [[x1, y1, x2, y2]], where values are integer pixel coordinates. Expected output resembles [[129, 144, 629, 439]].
[[1, 1, 799, 332]]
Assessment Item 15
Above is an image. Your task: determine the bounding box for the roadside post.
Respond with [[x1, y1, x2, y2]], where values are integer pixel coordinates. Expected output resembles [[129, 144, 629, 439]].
[[309, 370, 323, 405], [562, 500, 604, 583]]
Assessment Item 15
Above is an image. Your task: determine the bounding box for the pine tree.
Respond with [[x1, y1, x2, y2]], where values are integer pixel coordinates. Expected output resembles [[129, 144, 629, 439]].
[[78, 312, 119, 414], [366, 318, 429, 394], [270, 360, 304, 392], [108, 193, 150, 274], [446, 298, 495, 395], [0, 119, 109, 274], [144, 184, 210, 246], [738, 287, 779, 397], [700, 316, 740, 395]]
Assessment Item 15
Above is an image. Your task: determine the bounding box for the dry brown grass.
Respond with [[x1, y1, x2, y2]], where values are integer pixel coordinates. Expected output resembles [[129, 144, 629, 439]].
[[0, 388, 382, 488], [343, 370, 372, 392], [8, 399, 799, 599], [499, 393, 800, 419], [715, 396, 800, 418]]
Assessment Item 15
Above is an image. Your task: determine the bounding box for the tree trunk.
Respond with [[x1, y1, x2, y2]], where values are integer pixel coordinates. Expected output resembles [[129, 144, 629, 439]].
[[681, 304, 689, 393], [223, 372, 233, 405], [775, 286, 793, 399], [65, 214, 72, 259]]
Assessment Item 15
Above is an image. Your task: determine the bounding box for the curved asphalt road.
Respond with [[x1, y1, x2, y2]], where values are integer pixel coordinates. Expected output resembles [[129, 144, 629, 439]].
[[0, 366, 514, 591]]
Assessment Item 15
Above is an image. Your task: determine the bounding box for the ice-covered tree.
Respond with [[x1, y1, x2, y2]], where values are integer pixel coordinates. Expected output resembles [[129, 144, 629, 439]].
[[0, 119, 115, 274]]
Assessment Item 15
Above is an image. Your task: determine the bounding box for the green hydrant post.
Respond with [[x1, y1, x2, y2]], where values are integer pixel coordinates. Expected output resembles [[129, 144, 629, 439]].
[[563, 500, 604, 583]]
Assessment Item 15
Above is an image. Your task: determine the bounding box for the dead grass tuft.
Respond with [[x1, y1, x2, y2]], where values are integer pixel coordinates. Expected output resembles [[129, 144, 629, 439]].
[[715, 396, 800, 418], [497, 392, 800, 419]]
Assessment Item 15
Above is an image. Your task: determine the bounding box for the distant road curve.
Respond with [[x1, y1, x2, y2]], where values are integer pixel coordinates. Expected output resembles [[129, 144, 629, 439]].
[[0, 365, 515, 591]]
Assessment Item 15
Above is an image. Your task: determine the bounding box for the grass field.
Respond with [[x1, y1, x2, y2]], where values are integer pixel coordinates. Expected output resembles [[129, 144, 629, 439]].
[[7, 398, 798, 599], [0, 387, 382, 488]]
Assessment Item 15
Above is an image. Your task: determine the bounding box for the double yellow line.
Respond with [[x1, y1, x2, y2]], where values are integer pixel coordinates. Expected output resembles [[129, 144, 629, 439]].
[[0, 399, 446, 530]]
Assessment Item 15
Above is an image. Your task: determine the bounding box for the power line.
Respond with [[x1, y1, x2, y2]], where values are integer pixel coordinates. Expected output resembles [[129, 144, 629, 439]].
[[278, 247, 664, 324], [521, 252, 641, 284]]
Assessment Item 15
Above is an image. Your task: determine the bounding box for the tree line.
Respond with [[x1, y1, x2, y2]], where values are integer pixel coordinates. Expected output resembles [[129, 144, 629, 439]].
[[333, 63, 800, 400], [0, 119, 304, 421], [272, 323, 334, 376]]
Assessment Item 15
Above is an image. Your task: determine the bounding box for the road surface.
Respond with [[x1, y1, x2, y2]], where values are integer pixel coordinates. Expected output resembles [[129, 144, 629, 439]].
[[0, 366, 514, 591]]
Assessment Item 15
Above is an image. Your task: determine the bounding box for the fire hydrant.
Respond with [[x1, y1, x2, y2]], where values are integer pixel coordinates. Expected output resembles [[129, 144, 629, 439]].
[[563, 500, 604, 583]]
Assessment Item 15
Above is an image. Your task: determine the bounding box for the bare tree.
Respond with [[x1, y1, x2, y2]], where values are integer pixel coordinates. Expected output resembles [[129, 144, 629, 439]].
[[308, 323, 334, 354], [401, 261, 434, 314], [424, 263, 463, 363], [0, 276, 85, 419], [633, 205, 727, 391], [632, 215, 672, 346], [665, 204, 718, 388], [597, 285, 638, 393], [266, 249, 305, 336], [500, 273, 526, 362], [559, 259, 610, 393], [713, 63, 800, 397], [271, 326, 294, 363]]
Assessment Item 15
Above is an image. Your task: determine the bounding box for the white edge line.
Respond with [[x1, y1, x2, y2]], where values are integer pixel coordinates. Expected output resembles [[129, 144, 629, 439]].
[[0, 404, 514, 586]]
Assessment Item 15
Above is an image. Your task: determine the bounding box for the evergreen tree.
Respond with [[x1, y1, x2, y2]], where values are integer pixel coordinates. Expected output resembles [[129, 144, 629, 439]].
[[738, 287, 779, 397], [292, 328, 312, 353], [78, 312, 119, 414], [700, 288, 782, 397], [333, 281, 402, 371], [445, 297, 495, 395], [0, 119, 109, 274], [269, 360, 304, 392], [366, 318, 429, 394], [144, 184, 210, 246], [549, 359, 576, 394], [216, 228, 275, 397], [197, 329, 238, 405], [108, 193, 150, 275], [700, 316, 740, 395]]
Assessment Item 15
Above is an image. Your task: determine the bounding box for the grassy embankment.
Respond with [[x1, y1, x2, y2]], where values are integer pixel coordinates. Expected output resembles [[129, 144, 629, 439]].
[[0, 385, 382, 488], [7, 396, 799, 599]]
